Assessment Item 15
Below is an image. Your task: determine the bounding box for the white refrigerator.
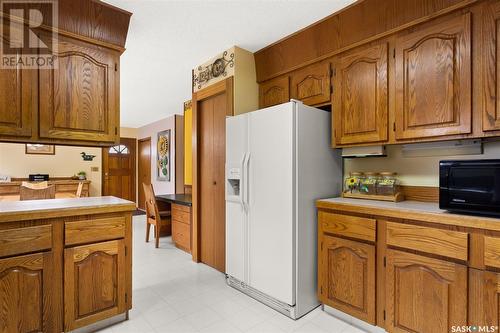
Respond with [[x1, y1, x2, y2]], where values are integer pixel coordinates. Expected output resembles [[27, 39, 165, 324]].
[[225, 100, 342, 319]]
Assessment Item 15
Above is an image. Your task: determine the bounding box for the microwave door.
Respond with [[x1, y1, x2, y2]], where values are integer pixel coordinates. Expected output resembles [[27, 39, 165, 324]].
[[448, 166, 500, 208]]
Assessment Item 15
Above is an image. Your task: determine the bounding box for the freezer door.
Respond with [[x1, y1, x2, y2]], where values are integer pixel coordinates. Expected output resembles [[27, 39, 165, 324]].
[[226, 114, 249, 282], [248, 103, 295, 306]]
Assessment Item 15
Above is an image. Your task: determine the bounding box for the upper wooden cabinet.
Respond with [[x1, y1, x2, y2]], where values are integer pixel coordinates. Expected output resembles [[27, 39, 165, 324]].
[[386, 249, 468, 333], [482, 0, 500, 132], [394, 13, 472, 140], [333, 43, 388, 146], [64, 240, 126, 331], [39, 35, 119, 143], [259, 76, 289, 108], [290, 61, 331, 106], [319, 235, 376, 324]]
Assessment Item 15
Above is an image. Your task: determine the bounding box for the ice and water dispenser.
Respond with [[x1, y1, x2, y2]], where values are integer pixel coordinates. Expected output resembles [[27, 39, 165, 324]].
[[226, 163, 242, 202]]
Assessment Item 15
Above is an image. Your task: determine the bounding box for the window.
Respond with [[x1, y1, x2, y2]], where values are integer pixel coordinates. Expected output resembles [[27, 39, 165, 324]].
[[109, 144, 129, 154]]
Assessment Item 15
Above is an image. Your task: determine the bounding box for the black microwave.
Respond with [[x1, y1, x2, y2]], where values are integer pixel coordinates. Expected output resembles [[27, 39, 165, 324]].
[[440, 160, 500, 217]]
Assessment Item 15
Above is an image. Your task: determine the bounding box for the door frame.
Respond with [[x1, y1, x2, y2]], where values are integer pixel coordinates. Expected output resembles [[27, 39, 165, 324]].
[[101, 137, 137, 202], [192, 77, 233, 262], [137, 137, 152, 210]]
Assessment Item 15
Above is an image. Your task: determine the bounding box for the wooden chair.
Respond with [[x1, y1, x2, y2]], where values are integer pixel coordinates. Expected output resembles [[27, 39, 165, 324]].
[[75, 182, 84, 198], [143, 183, 171, 248], [20, 185, 56, 200]]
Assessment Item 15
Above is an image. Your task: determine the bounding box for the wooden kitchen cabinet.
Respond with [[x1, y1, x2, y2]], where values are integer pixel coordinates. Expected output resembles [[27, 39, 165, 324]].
[[394, 13, 472, 140], [39, 35, 120, 144], [318, 235, 376, 324], [333, 43, 389, 146], [171, 203, 192, 253], [64, 239, 127, 331], [290, 61, 331, 106], [0, 252, 54, 333], [259, 76, 290, 108], [469, 269, 500, 329], [386, 249, 468, 333]]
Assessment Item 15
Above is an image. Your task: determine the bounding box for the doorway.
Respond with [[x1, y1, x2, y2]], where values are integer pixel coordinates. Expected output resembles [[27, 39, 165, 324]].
[[138, 137, 151, 210], [197, 90, 228, 272], [102, 137, 136, 202]]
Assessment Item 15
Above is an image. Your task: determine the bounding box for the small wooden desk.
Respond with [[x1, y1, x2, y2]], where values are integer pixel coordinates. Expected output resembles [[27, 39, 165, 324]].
[[156, 194, 192, 253]]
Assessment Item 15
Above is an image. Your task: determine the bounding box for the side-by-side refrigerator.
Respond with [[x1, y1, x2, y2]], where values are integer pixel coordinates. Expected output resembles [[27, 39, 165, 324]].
[[225, 100, 342, 319]]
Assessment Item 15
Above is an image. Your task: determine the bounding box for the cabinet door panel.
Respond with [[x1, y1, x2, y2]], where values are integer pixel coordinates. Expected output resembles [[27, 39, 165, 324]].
[[0, 253, 49, 333], [39, 35, 118, 143], [334, 43, 388, 145], [319, 235, 375, 324], [259, 76, 289, 108], [483, 0, 500, 132], [386, 250, 467, 333], [290, 62, 330, 106], [0, 27, 36, 138], [64, 240, 126, 331], [469, 269, 500, 328], [395, 13, 471, 140]]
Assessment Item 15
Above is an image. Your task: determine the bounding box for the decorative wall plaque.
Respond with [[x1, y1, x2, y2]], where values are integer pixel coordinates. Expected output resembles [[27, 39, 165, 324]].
[[193, 48, 235, 92]]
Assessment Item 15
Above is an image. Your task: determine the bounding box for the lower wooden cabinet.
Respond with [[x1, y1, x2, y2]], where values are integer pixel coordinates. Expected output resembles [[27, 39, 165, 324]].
[[318, 235, 376, 324], [0, 252, 53, 333], [64, 240, 127, 331], [469, 269, 500, 329], [171, 204, 192, 253], [386, 249, 467, 333]]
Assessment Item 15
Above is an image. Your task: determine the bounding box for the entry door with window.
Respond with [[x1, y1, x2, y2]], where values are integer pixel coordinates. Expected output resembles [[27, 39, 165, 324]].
[[102, 137, 136, 201]]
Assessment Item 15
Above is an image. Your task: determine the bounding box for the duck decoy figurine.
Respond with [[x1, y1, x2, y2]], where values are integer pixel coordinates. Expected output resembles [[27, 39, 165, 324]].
[[81, 152, 96, 161]]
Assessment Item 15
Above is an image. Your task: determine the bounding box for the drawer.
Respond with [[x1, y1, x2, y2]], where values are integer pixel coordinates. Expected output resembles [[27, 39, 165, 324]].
[[65, 216, 125, 246], [386, 222, 468, 261], [172, 203, 191, 213], [0, 224, 52, 257], [319, 211, 376, 242], [56, 184, 88, 193], [172, 205, 191, 225], [172, 221, 190, 251], [484, 236, 500, 269]]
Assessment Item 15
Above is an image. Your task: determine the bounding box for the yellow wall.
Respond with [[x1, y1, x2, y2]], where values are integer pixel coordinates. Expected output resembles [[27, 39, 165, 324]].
[[0, 143, 102, 196], [184, 105, 193, 186]]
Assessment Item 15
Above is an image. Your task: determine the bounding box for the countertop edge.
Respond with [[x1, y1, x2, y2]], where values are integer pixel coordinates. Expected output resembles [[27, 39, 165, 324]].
[[316, 198, 500, 232]]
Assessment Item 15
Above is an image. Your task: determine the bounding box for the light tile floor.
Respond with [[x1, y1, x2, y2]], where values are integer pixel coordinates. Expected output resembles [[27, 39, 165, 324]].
[[99, 215, 366, 333]]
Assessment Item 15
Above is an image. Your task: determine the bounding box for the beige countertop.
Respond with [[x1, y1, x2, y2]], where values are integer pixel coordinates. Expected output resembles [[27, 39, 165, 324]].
[[0, 196, 136, 223], [317, 197, 500, 231]]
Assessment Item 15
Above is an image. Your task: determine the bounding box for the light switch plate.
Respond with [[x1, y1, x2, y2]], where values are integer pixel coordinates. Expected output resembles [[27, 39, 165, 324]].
[[91, 166, 99, 172]]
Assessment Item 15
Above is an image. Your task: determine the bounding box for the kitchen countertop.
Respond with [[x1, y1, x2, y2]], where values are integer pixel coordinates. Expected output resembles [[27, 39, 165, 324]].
[[0, 196, 136, 223], [156, 194, 192, 207], [317, 197, 500, 231]]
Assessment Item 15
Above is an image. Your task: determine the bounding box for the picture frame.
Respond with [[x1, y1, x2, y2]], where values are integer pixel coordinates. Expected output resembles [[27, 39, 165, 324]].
[[25, 144, 55, 155], [157, 129, 171, 181]]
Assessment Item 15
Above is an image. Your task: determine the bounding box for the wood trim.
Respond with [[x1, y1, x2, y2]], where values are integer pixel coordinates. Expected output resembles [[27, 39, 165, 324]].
[[254, 0, 479, 82], [400, 186, 439, 203], [191, 77, 234, 263]]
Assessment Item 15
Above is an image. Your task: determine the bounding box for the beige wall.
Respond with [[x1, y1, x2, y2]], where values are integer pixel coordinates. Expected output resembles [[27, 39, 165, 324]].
[[344, 141, 500, 186], [0, 143, 102, 196], [120, 127, 138, 138]]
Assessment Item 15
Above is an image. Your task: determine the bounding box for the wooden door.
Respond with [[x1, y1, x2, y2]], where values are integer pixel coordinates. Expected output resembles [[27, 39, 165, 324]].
[[0, 253, 52, 333], [39, 34, 119, 143], [259, 76, 290, 108], [483, 0, 500, 132], [386, 249, 467, 333], [64, 240, 126, 331], [394, 13, 471, 140], [0, 22, 37, 138], [318, 235, 376, 324], [103, 137, 136, 202], [290, 61, 331, 106], [138, 138, 151, 210], [469, 268, 500, 329], [198, 93, 226, 272], [333, 43, 388, 146]]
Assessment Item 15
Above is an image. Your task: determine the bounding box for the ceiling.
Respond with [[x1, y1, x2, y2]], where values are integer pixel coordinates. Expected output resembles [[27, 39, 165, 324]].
[[103, 0, 356, 128]]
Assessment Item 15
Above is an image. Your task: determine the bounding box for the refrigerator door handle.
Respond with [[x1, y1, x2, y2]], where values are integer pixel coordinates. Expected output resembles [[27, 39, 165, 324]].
[[243, 152, 250, 212]]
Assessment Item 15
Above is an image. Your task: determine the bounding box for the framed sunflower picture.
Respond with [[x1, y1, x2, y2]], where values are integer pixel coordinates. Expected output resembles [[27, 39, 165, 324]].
[[157, 129, 171, 181]]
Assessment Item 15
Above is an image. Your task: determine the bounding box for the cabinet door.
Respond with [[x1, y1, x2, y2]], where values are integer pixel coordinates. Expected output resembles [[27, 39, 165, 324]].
[[483, 0, 500, 132], [386, 249, 467, 333], [394, 13, 471, 140], [259, 76, 289, 108], [0, 253, 51, 333], [290, 61, 331, 106], [0, 24, 37, 138], [318, 235, 376, 324], [39, 35, 119, 143], [333, 43, 388, 146], [469, 269, 500, 329], [64, 240, 126, 331]]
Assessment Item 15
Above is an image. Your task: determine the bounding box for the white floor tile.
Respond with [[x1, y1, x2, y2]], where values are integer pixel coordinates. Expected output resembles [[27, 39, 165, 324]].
[[184, 308, 223, 330]]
